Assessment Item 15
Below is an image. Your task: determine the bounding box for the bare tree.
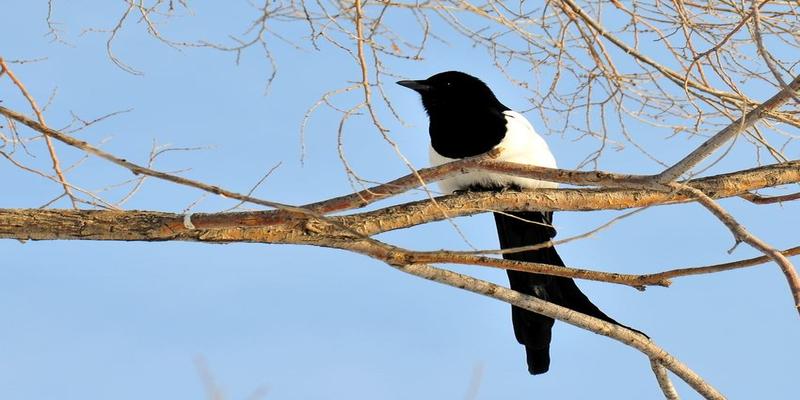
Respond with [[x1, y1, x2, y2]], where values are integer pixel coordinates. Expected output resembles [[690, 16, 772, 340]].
[[2, 1, 799, 398]]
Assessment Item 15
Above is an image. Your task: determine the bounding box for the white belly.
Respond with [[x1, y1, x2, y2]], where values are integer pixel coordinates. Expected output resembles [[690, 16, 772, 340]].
[[429, 111, 558, 194]]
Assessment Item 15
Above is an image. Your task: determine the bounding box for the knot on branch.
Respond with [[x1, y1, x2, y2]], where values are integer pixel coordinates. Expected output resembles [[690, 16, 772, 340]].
[[384, 250, 414, 267]]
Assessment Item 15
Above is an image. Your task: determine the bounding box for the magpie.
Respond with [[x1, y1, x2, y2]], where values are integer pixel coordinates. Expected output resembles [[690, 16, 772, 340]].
[[398, 71, 642, 375]]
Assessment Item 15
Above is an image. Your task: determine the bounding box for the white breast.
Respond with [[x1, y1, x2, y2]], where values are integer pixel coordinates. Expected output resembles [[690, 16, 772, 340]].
[[429, 111, 558, 194]]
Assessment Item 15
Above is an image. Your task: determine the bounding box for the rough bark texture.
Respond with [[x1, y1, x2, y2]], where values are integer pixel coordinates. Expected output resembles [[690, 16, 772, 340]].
[[1, 160, 797, 245]]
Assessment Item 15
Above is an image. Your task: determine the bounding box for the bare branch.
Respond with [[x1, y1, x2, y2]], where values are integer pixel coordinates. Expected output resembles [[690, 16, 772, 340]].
[[675, 184, 800, 313], [0, 57, 78, 208], [656, 74, 800, 183], [381, 262, 724, 400], [0, 105, 299, 212], [741, 191, 800, 205], [643, 245, 800, 283], [650, 359, 681, 400]]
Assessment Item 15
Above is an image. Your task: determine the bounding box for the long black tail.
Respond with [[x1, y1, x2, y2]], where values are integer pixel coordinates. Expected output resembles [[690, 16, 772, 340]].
[[493, 211, 641, 375]]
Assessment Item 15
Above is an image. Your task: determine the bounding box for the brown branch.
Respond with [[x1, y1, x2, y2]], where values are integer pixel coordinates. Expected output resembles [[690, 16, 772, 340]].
[[0, 208, 667, 295], [0, 104, 378, 245], [0, 208, 657, 289], [402, 221, 797, 288], [2, 207, 798, 288], [1, 156, 797, 256], [0, 159, 794, 241], [644, 245, 800, 283], [741, 192, 800, 205], [372, 246, 668, 289], [302, 155, 653, 215], [17, 159, 785, 236], [345, 161, 800, 236]]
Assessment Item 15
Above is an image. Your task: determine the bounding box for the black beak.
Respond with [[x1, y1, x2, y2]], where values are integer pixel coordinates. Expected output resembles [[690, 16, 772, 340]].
[[396, 80, 431, 93]]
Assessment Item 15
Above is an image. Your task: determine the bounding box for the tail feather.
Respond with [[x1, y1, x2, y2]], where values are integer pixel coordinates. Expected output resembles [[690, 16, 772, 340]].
[[525, 345, 551, 375], [493, 211, 642, 375]]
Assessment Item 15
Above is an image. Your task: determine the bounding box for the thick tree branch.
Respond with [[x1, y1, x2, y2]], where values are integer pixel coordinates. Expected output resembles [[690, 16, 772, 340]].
[[2, 160, 797, 241], [179, 160, 800, 233], [346, 161, 799, 236], [302, 155, 656, 214], [2, 158, 798, 296], [2, 207, 797, 290]]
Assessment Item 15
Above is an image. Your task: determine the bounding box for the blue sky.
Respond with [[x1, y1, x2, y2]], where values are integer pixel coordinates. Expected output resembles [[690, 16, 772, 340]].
[[1, 2, 798, 399]]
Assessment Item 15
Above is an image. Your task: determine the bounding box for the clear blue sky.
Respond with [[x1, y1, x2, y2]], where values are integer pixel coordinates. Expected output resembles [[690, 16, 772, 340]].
[[1, 2, 798, 399]]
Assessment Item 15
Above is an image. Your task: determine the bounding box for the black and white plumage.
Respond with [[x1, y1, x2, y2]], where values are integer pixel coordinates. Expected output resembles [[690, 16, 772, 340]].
[[398, 71, 641, 375]]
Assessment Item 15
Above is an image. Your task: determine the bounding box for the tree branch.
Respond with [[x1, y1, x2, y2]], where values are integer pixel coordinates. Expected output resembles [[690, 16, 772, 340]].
[[0, 57, 77, 208], [0, 105, 302, 213], [650, 359, 681, 400], [1, 160, 797, 241], [676, 184, 800, 313], [380, 261, 724, 400], [642, 245, 800, 283], [655, 73, 800, 183]]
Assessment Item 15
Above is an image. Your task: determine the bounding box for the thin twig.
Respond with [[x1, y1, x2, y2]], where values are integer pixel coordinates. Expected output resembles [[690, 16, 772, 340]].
[[0, 105, 301, 212], [0, 57, 78, 208], [740, 191, 800, 205], [656, 74, 800, 183], [643, 245, 800, 283]]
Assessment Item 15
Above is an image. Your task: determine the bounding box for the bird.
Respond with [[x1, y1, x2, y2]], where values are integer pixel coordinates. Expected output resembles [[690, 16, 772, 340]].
[[397, 71, 642, 375]]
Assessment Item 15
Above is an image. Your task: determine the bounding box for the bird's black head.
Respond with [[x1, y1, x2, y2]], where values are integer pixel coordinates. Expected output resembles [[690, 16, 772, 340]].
[[397, 71, 510, 159], [397, 71, 508, 115]]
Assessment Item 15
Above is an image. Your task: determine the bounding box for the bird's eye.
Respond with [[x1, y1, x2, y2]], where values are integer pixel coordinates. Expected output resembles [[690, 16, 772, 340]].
[[445, 81, 452, 87]]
